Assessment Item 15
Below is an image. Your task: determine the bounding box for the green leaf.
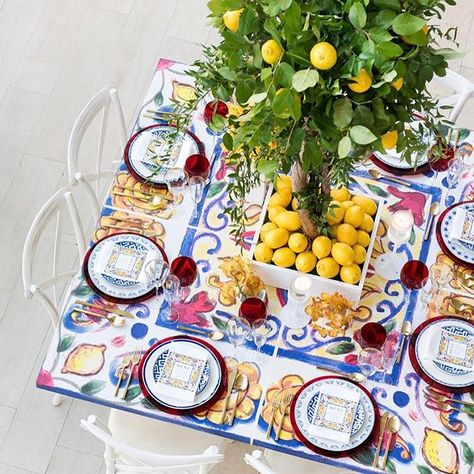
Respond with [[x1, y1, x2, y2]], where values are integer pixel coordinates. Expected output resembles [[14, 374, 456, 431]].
[[275, 62, 295, 88], [222, 132, 233, 152], [248, 92, 267, 104], [333, 99, 353, 129], [74, 285, 93, 297], [153, 92, 163, 108], [382, 70, 398, 82], [351, 447, 374, 466], [386, 459, 397, 473], [207, 181, 226, 198], [409, 227, 416, 245], [402, 30, 429, 46], [461, 442, 474, 465], [373, 0, 400, 10], [377, 41, 403, 58], [125, 385, 141, 401], [373, 9, 397, 28], [383, 319, 396, 333], [238, 8, 259, 35], [366, 183, 389, 197], [80, 380, 105, 396], [350, 125, 377, 145], [235, 82, 253, 103], [349, 3, 367, 29], [434, 48, 465, 60], [211, 315, 228, 331], [338, 136, 352, 158], [57, 335, 75, 353], [327, 341, 355, 355], [283, 1, 301, 33], [218, 66, 237, 81], [416, 466, 433, 474], [272, 88, 301, 120], [292, 69, 319, 92], [141, 398, 156, 410], [369, 27, 393, 44], [392, 13, 426, 36], [257, 159, 280, 177], [287, 127, 305, 156], [302, 142, 323, 172]]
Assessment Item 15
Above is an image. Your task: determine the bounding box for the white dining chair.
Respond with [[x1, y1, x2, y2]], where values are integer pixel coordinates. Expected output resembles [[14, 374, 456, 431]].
[[67, 86, 127, 222], [81, 410, 227, 473], [244, 449, 351, 474], [431, 68, 474, 123]]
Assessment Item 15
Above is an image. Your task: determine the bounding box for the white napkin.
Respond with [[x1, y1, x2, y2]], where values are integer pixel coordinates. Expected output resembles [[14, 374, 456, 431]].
[[154, 342, 209, 402], [309, 384, 360, 443], [428, 329, 474, 372]]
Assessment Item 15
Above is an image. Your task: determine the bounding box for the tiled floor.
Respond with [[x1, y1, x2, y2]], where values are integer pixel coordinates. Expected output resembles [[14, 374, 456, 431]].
[[0, 0, 473, 473]]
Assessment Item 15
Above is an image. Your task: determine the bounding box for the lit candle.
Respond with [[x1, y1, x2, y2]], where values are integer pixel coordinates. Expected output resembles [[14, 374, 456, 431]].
[[389, 210, 414, 241], [293, 275, 312, 294]]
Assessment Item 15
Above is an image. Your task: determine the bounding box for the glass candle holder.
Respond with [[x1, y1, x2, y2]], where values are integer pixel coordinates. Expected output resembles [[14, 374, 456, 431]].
[[279, 273, 312, 329]]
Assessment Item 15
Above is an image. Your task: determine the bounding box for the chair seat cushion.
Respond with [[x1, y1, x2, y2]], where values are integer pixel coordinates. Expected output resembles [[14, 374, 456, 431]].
[[266, 449, 345, 474]]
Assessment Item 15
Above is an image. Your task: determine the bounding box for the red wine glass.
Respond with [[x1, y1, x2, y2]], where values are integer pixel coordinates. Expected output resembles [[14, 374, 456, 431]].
[[185, 154, 210, 179], [171, 256, 197, 300], [428, 142, 454, 181], [400, 259, 429, 305], [203, 100, 228, 155], [239, 297, 267, 325], [360, 322, 387, 349]]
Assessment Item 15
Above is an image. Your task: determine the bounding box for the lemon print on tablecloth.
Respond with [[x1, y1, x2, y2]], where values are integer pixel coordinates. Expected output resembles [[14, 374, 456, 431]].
[[422, 428, 459, 474], [171, 80, 196, 102], [62, 343, 106, 376]]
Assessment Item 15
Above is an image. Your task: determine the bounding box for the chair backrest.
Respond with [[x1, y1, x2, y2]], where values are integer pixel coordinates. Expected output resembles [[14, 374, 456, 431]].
[[432, 68, 474, 123], [22, 187, 87, 327], [244, 451, 275, 474], [81, 416, 224, 474], [67, 86, 127, 220]]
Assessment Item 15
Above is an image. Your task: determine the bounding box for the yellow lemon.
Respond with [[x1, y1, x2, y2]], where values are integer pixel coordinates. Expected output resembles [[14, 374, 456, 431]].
[[295, 251, 317, 273], [336, 223, 358, 246], [262, 39, 284, 65], [352, 244, 367, 264], [316, 257, 340, 279], [344, 205, 365, 228], [288, 233, 308, 253], [260, 222, 278, 240], [360, 213, 374, 232], [421, 428, 458, 474], [272, 247, 296, 268], [275, 175, 293, 194], [348, 69, 372, 93], [330, 225, 339, 238], [291, 197, 299, 210], [381, 130, 398, 150], [330, 186, 351, 202], [357, 230, 371, 247], [312, 235, 332, 259], [310, 42, 337, 70], [341, 200, 354, 210], [391, 77, 404, 91], [268, 205, 286, 223], [340, 263, 362, 284], [275, 211, 300, 231], [254, 242, 273, 263], [269, 191, 292, 208], [352, 195, 377, 216], [331, 242, 355, 266], [326, 200, 345, 225], [223, 9, 243, 32], [264, 228, 289, 249]]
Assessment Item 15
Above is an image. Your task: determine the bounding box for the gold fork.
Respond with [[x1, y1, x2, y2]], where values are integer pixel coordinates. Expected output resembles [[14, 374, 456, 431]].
[[114, 353, 132, 397], [275, 393, 294, 441], [121, 349, 142, 400], [265, 389, 284, 439]]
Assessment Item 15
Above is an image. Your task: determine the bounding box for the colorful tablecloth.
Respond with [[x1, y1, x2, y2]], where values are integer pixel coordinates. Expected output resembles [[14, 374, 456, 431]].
[[37, 59, 474, 474]]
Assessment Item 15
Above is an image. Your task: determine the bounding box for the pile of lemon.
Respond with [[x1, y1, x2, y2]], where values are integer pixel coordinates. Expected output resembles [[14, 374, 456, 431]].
[[254, 176, 377, 285]]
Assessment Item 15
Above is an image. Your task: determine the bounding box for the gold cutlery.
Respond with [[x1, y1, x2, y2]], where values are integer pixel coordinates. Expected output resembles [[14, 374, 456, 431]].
[[72, 307, 125, 327], [114, 185, 173, 201], [112, 190, 168, 208], [102, 214, 153, 229], [314, 365, 366, 382], [121, 349, 142, 400], [450, 297, 474, 314], [396, 320, 412, 363], [229, 374, 249, 426], [146, 109, 185, 117], [423, 389, 474, 408], [369, 169, 412, 187], [114, 354, 132, 397], [275, 393, 294, 441], [373, 412, 390, 467], [380, 415, 400, 469], [265, 389, 284, 439], [423, 201, 440, 241], [176, 324, 224, 341], [76, 299, 134, 319], [220, 369, 238, 424], [101, 223, 160, 237]]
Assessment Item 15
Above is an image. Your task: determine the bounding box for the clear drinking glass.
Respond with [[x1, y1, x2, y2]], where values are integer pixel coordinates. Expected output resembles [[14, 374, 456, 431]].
[[145, 259, 170, 296], [445, 158, 466, 205], [164, 167, 188, 216], [421, 262, 453, 306], [189, 175, 206, 220], [357, 348, 383, 378], [226, 316, 251, 350], [380, 333, 401, 383], [161, 274, 181, 324], [252, 319, 272, 351]]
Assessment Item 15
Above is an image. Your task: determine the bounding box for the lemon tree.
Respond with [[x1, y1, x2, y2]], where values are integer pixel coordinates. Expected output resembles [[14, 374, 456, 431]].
[[186, 0, 458, 240]]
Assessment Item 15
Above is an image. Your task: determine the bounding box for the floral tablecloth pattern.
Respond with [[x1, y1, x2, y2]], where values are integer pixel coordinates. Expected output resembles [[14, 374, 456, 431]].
[[37, 59, 474, 474]]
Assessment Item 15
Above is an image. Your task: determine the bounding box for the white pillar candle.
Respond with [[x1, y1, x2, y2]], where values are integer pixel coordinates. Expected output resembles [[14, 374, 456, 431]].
[[389, 210, 414, 241], [293, 275, 312, 294]]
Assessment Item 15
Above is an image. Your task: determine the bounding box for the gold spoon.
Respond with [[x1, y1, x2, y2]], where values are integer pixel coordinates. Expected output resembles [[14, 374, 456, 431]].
[[423, 389, 474, 408], [229, 374, 249, 426], [380, 415, 400, 469], [176, 324, 225, 341], [423, 201, 440, 241], [396, 320, 412, 363], [369, 169, 412, 187]]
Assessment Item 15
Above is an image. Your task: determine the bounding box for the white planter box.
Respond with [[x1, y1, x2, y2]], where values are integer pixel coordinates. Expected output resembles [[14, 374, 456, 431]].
[[249, 185, 384, 305]]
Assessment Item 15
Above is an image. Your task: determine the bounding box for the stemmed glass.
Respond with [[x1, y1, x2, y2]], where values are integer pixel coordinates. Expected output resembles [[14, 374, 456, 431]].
[[400, 259, 429, 306], [252, 319, 272, 351], [226, 316, 251, 351], [189, 176, 206, 220], [357, 348, 384, 378], [203, 100, 228, 154], [421, 262, 453, 308], [239, 297, 267, 325], [379, 333, 401, 384], [164, 167, 188, 217], [185, 154, 211, 180], [445, 158, 466, 205], [360, 322, 387, 349], [145, 259, 170, 296], [171, 256, 198, 301], [162, 274, 181, 324]]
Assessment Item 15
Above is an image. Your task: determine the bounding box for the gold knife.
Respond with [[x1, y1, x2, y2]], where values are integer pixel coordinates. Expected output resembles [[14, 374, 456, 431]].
[[75, 299, 135, 319], [219, 369, 238, 424], [373, 412, 390, 467]]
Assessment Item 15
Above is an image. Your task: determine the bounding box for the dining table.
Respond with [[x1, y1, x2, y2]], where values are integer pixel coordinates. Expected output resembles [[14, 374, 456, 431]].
[[37, 58, 474, 474]]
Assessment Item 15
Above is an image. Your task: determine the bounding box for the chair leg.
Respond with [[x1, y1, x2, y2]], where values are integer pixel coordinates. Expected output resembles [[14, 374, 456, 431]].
[[52, 393, 63, 407]]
